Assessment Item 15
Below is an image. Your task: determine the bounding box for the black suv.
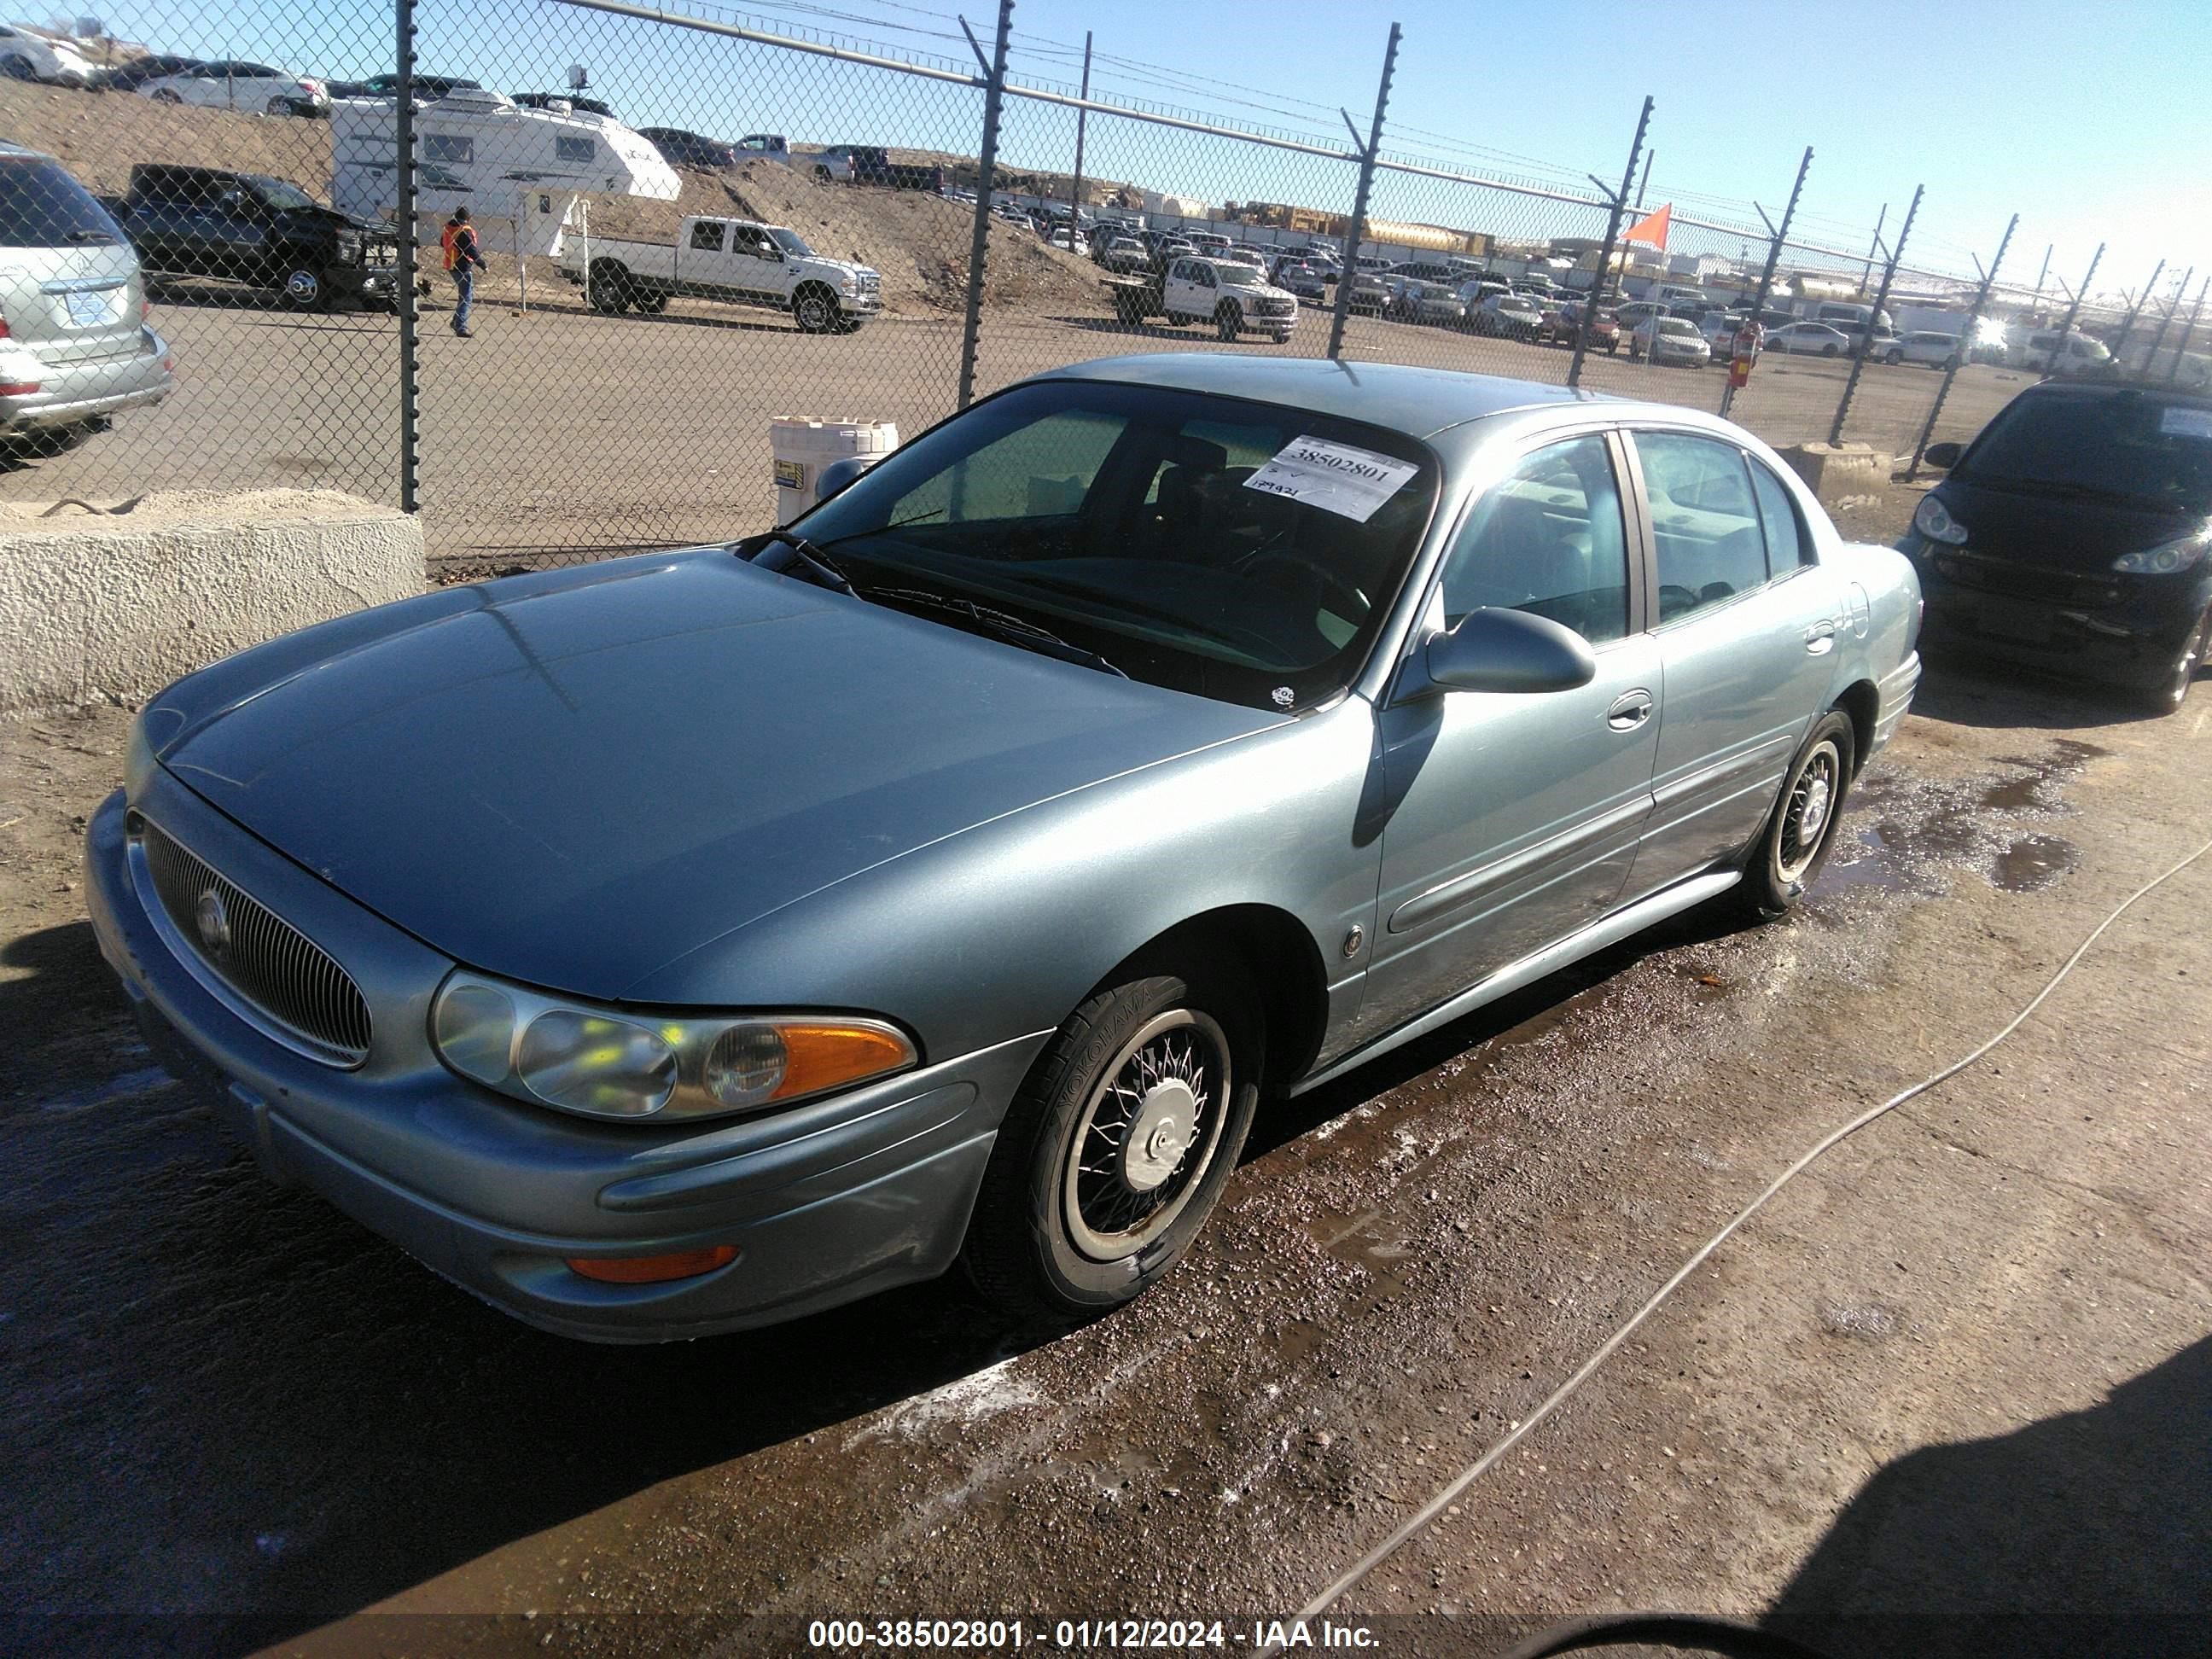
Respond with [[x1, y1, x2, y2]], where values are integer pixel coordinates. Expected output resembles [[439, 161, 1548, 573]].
[[109, 165, 398, 311], [1905, 379, 2212, 712], [638, 127, 735, 170]]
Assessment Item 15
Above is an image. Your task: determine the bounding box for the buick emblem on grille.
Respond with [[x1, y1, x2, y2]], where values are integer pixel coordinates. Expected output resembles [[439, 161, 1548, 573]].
[[193, 889, 232, 959]]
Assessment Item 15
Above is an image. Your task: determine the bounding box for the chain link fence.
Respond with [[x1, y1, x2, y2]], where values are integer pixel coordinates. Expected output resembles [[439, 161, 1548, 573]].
[[0, 0, 2185, 569]]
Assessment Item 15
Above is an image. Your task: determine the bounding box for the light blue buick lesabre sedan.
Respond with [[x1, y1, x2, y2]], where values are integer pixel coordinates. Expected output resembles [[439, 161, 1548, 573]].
[[86, 355, 1920, 1340]]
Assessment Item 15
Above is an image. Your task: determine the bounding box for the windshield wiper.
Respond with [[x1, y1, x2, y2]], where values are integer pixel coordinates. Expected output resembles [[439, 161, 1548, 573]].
[[749, 532, 853, 593], [860, 585, 1126, 678]]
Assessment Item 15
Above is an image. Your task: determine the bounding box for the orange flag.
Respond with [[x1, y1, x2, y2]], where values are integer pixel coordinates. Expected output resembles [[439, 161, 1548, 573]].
[[1622, 203, 1671, 250]]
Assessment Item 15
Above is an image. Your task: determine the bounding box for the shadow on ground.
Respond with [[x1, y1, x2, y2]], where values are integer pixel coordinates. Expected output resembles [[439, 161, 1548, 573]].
[[1766, 1337, 2212, 1658]]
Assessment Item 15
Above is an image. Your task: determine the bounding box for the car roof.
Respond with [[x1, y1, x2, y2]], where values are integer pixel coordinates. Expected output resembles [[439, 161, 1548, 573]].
[[1036, 353, 1600, 438], [2015, 377, 2212, 408]]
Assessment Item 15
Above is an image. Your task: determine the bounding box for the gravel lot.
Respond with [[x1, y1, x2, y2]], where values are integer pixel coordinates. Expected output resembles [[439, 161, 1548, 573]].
[[3, 618, 2208, 1657], [0, 292, 2032, 568]]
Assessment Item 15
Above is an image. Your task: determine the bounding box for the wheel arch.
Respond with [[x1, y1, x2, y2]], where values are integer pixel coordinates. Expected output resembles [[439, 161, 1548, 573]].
[[1831, 678, 1879, 779], [1091, 902, 1330, 1094]]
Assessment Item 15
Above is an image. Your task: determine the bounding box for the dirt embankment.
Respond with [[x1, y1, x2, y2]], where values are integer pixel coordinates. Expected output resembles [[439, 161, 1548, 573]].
[[581, 160, 1100, 313], [2, 80, 1100, 315]]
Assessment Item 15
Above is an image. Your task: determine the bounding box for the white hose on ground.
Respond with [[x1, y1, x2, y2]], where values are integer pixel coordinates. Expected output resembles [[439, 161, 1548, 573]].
[[1285, 827, 2212, 1633]]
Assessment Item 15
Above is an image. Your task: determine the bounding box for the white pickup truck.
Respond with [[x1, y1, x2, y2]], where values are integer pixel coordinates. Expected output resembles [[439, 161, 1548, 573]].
[[559, 214, 882, 333]]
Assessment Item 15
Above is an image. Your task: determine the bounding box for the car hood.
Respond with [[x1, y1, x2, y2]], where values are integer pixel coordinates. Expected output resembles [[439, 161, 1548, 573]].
[[1933, 476, 2209, 574], [275, 204, 387, 236], [796, 255, 878, 282], [156, 552, 1280, 1000]]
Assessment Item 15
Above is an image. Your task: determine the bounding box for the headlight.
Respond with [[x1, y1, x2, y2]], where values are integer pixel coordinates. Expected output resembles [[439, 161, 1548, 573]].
[[431, 971, 917, 1122], [1912, 493, 1969, 545], [837, 274, 857, 291], [2112, 539, 2210, 574]]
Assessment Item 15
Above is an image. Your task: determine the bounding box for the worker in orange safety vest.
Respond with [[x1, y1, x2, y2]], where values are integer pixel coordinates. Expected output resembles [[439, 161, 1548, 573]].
[[440, 207, 487, 337]]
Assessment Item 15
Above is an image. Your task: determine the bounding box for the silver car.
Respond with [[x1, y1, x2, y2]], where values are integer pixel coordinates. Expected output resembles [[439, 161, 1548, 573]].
[[0, 143, 174, 445], [87, 355, 1920, 1340], [1630, 316, 1714, 366]]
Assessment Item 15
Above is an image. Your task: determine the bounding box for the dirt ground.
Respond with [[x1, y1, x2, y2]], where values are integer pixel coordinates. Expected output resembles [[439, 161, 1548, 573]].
[[3, 605, 2209, 1658]]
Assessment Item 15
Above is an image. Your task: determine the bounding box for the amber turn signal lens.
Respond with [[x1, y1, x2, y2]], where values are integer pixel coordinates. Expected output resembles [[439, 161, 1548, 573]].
[[774, 1022, 917, 1101], [566, 1245, 739, 1284]]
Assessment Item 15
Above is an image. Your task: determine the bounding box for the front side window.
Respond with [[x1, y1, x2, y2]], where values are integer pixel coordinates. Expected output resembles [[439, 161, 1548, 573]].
[[1438, 435, 1630, 646], [1633, 431, 1769, 621], [792, 379, 1441, 708], [768, 228, 813, 257]]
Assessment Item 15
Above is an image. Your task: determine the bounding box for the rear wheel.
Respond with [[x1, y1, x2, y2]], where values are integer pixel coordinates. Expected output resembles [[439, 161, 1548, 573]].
[[2, 54, 33, 79], [1729, 712, 1855, 921], [1215, 304, 1241, 342], [265, 95, 294, 116], [587, 259, 631, 313], [963, 966, 1261, 1322], [1884, 348, 1904, 365], [1821, 343, 1839, 357]]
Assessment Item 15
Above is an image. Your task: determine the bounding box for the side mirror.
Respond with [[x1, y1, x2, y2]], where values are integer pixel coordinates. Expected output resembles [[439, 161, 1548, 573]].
[[1422, 607, 1597, 696], [812, 454, 877, 504], [1922, 441, 1963, 469]]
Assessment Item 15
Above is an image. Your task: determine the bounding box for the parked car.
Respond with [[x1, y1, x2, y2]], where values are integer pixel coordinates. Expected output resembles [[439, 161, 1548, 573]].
[[1158, 255, 1297, 342], [1629, 316, 1713, 366], [1098, 236, 1150, 275], [86, 354, 1922, 1338], [1474, 290, 1545, 340], [560, 212, 880, 333], [109, 162, 399, 312], [1762, 321, 1850, 358], [1047, 225, 1089, 258], [2012, 328, 2115, 376], [812, 145, 944, 190], [733, 132, 790, 165], [138, 61, 329, 116], [1545, 299, 1619, 352], [1880, 330, 1962, 369], [1906, 380, 2212, 711], [638, 126, 735, 171], [328, 72, 480, 102], [1699, 313, 1749, 356], [1342, 270, 1390, 315], [0, 142, 173, 448], [92, 52, 201, 92], [0, 23, 92, 86], [511, 91, 617, 119], [1266, 257, 1329, 301], [1409, 282, 1467, 329]]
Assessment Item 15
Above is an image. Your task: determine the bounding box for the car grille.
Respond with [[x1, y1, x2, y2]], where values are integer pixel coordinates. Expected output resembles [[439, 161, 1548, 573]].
[[135, 816, 372, 1067], [1935, 554, 2122, 609], [1257, 298, 1293, 317]]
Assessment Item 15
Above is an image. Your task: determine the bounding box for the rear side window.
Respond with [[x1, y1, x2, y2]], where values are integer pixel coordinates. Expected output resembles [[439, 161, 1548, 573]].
[[1748, 461, 1808, 573], [0, 157, 124, 248], [689, 219, 725, 252], [1633, 432, 1768, 622]]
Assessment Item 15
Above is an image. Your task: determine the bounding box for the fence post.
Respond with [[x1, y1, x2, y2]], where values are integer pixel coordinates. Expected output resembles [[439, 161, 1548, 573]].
[[2109, 258, 2164, 366], [1906, 212, 2016, 478], [1328, 21, 1400, 363], [1066, 31, 1091, 238], [955, 0, 1014, 411], [1828, 183, 1920, 445], [394, 0, 419, 515], [2140, 265, 2191, 376], [1568, 96, 1652, 389], [2168, 276, 2209, 383], [1717, 143, 1810, 421], [2047, 243, 2104, 375]]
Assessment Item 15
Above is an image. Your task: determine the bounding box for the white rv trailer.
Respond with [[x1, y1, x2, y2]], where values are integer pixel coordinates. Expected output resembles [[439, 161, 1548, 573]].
[[330, 89, 681, 259]]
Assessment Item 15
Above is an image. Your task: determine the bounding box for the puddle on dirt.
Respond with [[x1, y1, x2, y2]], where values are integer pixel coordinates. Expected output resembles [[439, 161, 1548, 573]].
[[1815, 740, 2103, 901], [1993, 834, 2081, 894]]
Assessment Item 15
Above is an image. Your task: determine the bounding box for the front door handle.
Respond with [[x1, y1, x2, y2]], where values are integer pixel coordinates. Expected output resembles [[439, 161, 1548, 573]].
[[1606, 689, 1655, 730]]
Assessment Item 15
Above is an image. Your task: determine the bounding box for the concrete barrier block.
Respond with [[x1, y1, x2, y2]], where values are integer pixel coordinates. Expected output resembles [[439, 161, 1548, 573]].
[[0, 490, 422, 718], [1777, 442, 1895, 507]]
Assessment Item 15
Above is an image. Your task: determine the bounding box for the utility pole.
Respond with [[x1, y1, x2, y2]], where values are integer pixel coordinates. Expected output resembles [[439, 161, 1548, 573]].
[[1066, 31, 1091, 242], [1327, 22, 1400, 362], [1567, 96, 1652, 387], [1718, 144, 1810, 421]]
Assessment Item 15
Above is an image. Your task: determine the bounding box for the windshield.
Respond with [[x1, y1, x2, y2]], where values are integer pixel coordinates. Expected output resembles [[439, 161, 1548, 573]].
[[769, 227, 813, 257], [789, 378, 1441, 708], [1218, 264, 1260, 287], [1659, 319, 1697, 336], [1959, 391, 2212, 511], [251, 177, 318, 212]]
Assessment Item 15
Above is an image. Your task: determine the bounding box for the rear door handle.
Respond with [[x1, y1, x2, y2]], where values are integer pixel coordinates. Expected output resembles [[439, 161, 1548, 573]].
[[1606, 690, 1656, 730], [1805, 619, 1837, 654]]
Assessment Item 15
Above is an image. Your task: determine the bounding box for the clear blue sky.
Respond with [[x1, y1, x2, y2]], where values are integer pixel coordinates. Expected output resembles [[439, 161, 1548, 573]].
[[78, 0, 2211, 310]]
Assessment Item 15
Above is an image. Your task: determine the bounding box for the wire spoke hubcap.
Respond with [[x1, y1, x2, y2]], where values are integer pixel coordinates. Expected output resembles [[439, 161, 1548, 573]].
[[1063, 1010, 1230, 1262], [1778, 743, 1841, 883]]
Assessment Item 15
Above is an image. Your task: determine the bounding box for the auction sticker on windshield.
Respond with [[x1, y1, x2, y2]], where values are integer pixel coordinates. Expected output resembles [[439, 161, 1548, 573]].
[[1243, 435, 1420, 522], [2159, 406, 2212, 439]]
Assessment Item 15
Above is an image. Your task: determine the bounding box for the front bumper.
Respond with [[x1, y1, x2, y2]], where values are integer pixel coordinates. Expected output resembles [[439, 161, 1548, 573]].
[[1903, 536, 2209, 690], [1, 327, 173, 433], [330, 261, 399, 300], [84, 775, 1046, 1342]]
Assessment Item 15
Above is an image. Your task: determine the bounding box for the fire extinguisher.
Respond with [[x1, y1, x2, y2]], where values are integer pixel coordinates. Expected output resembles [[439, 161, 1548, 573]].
[[1729, 320, 1761, 389]]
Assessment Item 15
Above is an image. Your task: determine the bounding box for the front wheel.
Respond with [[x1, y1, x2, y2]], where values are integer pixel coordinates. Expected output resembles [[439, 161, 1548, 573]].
[[1730, 712, 1856, 921], [963, 967, 1260, 1321], [792, 283, 841, 333], [276, 265, 326, 311], [1215, 305, 1241, 342], [1884, 349, 1904, 365], [1822, 344, 1839, 358]]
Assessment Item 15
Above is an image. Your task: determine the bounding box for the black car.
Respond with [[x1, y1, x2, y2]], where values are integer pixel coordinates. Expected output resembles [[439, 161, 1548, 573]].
[[1906, 380, 2212, 712], [93, 54, 201, 92], [111, 164, 399, 312], [639, 126, 735, 170]]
